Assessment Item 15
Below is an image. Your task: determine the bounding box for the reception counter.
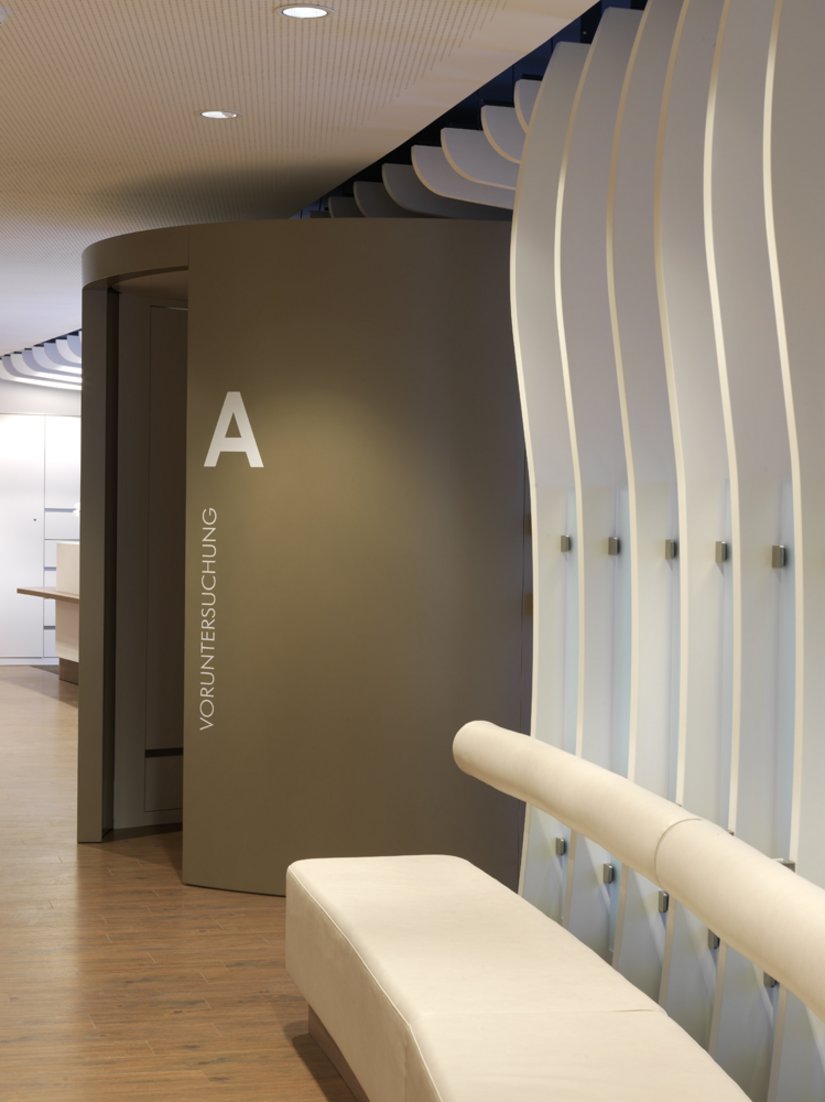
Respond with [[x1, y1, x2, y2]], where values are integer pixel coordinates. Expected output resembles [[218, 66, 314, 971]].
[[18, 541, 79, 682]]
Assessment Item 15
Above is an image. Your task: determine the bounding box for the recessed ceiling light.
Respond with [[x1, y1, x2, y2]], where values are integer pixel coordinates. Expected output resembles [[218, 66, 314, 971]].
[[200, 109, 239, 120], [278, 4, 332, 18]]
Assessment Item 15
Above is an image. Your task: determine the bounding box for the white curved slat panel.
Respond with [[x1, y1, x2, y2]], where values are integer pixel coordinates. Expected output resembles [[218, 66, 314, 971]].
[[481, 105, 525, 164], [382, 163, 510, 220], [13, 351, 70, 385], [769, 990, 825, 1102], [515, 78, 542, 131], [657, 0, 730, 827], [0, 355, 24, 385], [655, 0, 728, 1048], [558, 2, 640, 771], [611, 0, 683, 799], [62, 334, 83, 360], [0, 355, 79, 390], [20, 351, 77, 386], [766, 0, 825, 891], [607, 0, 684, 1002], [556, 7, 641, 958], [441, 128, 519, 190], [660, 902, 719, 1046], [53, 335, 82, 365], [352, 181, 419, 218], [28, 345, 82, 377], [708, 0, 790, 861], [327, 196, 363, 218], [710, 946, 776, 1102], [511, 41, 588, 920], [42, 341, 83, 370], [765, 0, 825, 1095], [705, 1, 787, 1093], [411, 147, 515, 210], [17, 349, 51, 377]]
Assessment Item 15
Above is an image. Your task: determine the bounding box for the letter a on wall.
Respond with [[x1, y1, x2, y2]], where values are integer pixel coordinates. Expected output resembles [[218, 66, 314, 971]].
[[204, 391, 264, 468]]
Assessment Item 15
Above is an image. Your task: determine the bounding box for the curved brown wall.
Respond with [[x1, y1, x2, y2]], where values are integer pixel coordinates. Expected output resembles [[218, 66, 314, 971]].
[[81, 219, 528, 894]]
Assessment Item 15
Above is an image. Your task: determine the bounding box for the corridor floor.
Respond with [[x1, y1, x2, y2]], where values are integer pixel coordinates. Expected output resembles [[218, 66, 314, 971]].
[[0, 666, 352, 1101]]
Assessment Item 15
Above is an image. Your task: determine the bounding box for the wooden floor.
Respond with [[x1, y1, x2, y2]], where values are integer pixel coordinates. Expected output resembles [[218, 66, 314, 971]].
[[0, 666, 355, 1101]]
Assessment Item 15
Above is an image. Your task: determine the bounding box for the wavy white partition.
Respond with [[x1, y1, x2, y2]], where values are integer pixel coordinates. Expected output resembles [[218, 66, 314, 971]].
[[511, 42, 587, 922], [606, 0, 683, 1002], [481, 105, 525, 164], [653, 0, 730, 1049], [704, 2, 788, 1094], [441, 128, 519, 190], [764, 0, 825, 1096], [555, 7, 641, 957], [510, 0, 824, 1086]]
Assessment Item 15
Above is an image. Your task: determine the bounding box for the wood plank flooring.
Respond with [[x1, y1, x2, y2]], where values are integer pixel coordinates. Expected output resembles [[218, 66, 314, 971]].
[[0, 666, 355, 1101]]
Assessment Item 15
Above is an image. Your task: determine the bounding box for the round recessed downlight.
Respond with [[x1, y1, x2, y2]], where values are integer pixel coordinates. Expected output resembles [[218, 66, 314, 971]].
[[200, 109, 239, 119], [278, 4, 332, 18]]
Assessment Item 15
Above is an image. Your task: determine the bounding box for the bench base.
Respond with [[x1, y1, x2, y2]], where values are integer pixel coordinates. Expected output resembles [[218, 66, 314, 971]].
[[309, 1006, 369, 1102]]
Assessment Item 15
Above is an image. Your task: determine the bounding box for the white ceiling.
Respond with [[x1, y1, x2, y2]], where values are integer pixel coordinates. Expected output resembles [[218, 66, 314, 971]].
[[0, 0, 590, 357]]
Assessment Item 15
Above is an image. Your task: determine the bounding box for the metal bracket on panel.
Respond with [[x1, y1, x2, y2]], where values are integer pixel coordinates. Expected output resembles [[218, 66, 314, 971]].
[[708, 930, 720, 951], [715, 540, 728, 564], [771, 544, 787, 569], [560, 534, 572, 553], [554, 836, 567, 857], [602, 863, 615, 885], [657, 890, 669, 914], [664, 538, 678, 561], [607, 536, 620, 556]]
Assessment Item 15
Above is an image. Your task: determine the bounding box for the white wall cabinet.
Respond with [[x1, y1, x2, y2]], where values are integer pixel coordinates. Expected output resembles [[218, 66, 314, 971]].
[[0, 414, 80, 659]]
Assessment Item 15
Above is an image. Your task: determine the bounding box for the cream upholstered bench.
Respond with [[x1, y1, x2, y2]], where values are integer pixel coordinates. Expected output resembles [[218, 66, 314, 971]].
[[286, 722, 825, 1102]]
